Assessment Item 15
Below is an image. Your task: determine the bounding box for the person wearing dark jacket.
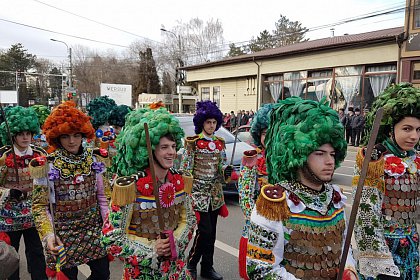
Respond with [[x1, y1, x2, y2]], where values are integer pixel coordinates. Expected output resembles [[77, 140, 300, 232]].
[[345, 107, 354, 144], [350, 107, 365, 147]]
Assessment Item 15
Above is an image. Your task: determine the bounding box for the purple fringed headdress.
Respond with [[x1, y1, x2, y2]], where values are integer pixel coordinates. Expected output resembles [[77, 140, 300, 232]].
[[193, 100, 223, 134]]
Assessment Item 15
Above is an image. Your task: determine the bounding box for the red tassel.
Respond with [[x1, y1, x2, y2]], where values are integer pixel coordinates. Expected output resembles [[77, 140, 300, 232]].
[[56, 271, 69, 280], [218, 204, 229, 218], [107, 253, 115, 262], [231, 171, 239, 181], [0, 232, 11, 245], [46, 267, 57, 278], [195, 211, 201, 224], [238, 236, 249, 280], [343, 269, 356, 280]]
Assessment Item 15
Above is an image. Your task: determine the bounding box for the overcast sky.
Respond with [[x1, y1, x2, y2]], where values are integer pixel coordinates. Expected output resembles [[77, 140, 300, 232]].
[[0, 0, 405, 65]]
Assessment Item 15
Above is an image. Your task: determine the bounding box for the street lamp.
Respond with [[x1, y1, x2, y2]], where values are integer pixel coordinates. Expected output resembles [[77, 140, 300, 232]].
[[50, 39, 73, 89], [160, 28, 183, 113]]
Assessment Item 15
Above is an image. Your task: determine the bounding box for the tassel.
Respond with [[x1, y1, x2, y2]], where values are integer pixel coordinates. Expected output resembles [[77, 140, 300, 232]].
[[238, 236, 249, 280], [107, 253, 115, 262], [218, 204, 229, 218], [255, 185, 289, 222], [111, 179, 136, 206], [29, 162, 49, 179], [46, 267, 56, 278], [55, 246, 69, 280], [55, 270, 69, 280], [0, 232, 11, 245], [231, 171, 239, 181], [195, 211, 201, 224], [182, 173, 193, 194], [356, 148, 384, 179]]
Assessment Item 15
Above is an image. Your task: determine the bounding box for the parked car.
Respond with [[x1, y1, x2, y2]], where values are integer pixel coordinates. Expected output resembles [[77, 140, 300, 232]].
[[174, 115, 254, 194], [232, 125, 254, 146]]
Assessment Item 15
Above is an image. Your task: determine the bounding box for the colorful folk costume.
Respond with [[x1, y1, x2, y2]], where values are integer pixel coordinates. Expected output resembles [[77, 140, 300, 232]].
[[246, 97, 358, 280], [30, 101, 110, 280], [0, 106, 48, 280], [86, 96, 117, 150], [353, 83, 420, 280], [181, 100, 231, 280], [31, 105, 51, 150], [237, 103, 274, 279], [102, 107, 196, 279]]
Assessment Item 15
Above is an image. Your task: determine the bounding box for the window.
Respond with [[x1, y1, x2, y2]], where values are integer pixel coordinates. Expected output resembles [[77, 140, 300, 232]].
[[213, 86, 220, 106], [415, 0, 420, 29], [201, 87, 210, 101], [413, 62, 420, 80]]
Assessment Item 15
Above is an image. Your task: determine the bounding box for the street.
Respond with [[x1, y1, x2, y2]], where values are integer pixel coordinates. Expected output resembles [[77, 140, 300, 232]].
[[18, 146, 359, 279]]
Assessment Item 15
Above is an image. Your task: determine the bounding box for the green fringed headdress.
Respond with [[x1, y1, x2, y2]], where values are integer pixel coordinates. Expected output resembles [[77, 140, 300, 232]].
[[250, 103, 276, 147], [108, 105, 132, 128], [0, 106, 40, 145], [31, 105, 51, 126], [111, 107, 184, 176], [266, 96, 347, 183], [363, 83, 420, 145], [87, 96, 117, 129]]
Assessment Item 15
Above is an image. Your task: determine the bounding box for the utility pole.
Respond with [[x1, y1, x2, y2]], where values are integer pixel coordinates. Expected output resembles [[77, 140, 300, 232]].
[[50, 39, 74, 99], [161, 28, 184, 113]]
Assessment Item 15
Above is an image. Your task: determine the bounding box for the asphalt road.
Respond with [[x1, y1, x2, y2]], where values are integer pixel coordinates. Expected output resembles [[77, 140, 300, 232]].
[[18, 146, 359, 280]]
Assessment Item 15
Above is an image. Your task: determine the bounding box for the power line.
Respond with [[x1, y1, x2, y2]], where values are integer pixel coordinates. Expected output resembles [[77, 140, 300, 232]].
[[32, 0, 161, 44], [0, 18, 130, 48]]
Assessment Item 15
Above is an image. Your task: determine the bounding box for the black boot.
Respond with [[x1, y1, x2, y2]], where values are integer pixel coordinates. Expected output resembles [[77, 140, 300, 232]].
[[201, 267, 223, 280], [187, 263, 197, 280]]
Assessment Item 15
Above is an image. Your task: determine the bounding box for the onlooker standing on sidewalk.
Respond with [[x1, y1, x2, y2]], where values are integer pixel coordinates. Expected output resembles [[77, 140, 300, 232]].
[[240, 110, 249, 126], [229, 111, 237, 132], [350, 107, 365, 147], [223, 113, 231, 131], [338, 108, 347, 127], [345, 107, 354, 144]]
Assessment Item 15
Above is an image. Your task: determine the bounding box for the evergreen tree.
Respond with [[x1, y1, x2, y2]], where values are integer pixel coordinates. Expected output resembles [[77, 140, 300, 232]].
[[226, 43, 246, 57], [248, 30, 276, 52], [272, 14, 309, 47]]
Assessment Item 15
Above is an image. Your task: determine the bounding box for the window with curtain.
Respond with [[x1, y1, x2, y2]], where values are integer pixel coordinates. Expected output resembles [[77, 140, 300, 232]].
[[263, 75, 282, 102], [201, 87, 210, 101], [283, 71, 306, 98], [213, 86, 220, 106], [307, 70, 333, 101], [334, 66, 363, 110], [412, 62, 420, 80]]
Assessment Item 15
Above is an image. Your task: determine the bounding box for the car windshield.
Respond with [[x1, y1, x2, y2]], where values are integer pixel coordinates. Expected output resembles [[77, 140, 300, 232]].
[[176, 116, 236, 144]]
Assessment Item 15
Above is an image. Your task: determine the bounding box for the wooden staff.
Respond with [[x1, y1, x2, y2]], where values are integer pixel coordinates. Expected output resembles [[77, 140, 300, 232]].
[[144, 122, 166, 236], [336, 107, 384, 280], [0, 102, 19, 184]]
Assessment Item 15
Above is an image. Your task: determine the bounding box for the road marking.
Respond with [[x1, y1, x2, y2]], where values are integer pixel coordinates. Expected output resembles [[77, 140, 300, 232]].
[[344, 159, 356, 163], [334, 172, 353, 178], [215, 239, 239, 257], [337, 166, 354, 170]]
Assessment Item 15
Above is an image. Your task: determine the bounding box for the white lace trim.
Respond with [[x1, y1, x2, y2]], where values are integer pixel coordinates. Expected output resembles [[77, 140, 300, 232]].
[[358, 256, 401, 278]]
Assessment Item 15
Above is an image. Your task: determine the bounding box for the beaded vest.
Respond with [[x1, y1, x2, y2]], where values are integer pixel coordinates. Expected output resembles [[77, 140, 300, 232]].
[[192, 138, 224, 181]]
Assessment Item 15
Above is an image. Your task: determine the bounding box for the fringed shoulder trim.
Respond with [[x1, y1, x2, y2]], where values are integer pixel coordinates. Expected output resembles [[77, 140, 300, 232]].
[[111, 171, 146, 206], [255, 184, 290, 222], [185, 135, 199, 151], [29, 156, 49, 179]]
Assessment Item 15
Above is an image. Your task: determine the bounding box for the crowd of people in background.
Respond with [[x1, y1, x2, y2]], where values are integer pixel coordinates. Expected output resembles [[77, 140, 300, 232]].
[[223, 110, 255, 132]]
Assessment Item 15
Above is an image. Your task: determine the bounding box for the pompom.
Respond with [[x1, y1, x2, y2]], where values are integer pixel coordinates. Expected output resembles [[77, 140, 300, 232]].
[[111, 107, 184, 176], [108, 105, 132, 128], [87, 96, 117, 129], [193, 100, 223, 134], [43, 101, 95, 150], [0, 106, 40, 145], [266, 97, 347, 183], [250, 103, 277, 147], [31, 105, 51, 126]]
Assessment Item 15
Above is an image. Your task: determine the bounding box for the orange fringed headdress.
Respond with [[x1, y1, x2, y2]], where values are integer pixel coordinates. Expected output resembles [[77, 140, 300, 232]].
[[43, 101, 95, 150], [148, 101, 165, 110]]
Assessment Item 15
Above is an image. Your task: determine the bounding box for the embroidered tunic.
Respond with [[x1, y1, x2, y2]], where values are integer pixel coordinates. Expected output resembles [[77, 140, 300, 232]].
[[238, 148, 267, 238], [180, 133, 227, 212], [246, 182, 356, 280], [101, 168, 196, 280], [354, 148, 419, 279], [31, 147, 109, 270], [0, 145, 46, 232]]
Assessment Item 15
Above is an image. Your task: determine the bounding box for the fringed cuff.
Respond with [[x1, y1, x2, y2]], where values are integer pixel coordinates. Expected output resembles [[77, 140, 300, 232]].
[[111, 177, 136, 206]]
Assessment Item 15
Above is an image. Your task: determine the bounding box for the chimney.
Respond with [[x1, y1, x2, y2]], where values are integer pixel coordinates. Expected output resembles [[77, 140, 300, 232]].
[[330, 28, 335, 37]]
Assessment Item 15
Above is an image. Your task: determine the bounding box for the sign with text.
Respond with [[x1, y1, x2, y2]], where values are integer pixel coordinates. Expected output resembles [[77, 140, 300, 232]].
[[0, 90, 18, 104], [100, 83, 132, 106], [138, 93, 173, 104]]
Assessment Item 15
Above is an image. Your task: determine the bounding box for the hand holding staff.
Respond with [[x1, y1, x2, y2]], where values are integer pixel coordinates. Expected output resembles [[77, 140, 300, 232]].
[[337, 107, 384, 280]]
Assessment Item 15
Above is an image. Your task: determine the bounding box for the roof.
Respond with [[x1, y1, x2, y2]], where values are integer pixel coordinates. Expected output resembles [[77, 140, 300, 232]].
[[182, 26, 404, 70]]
